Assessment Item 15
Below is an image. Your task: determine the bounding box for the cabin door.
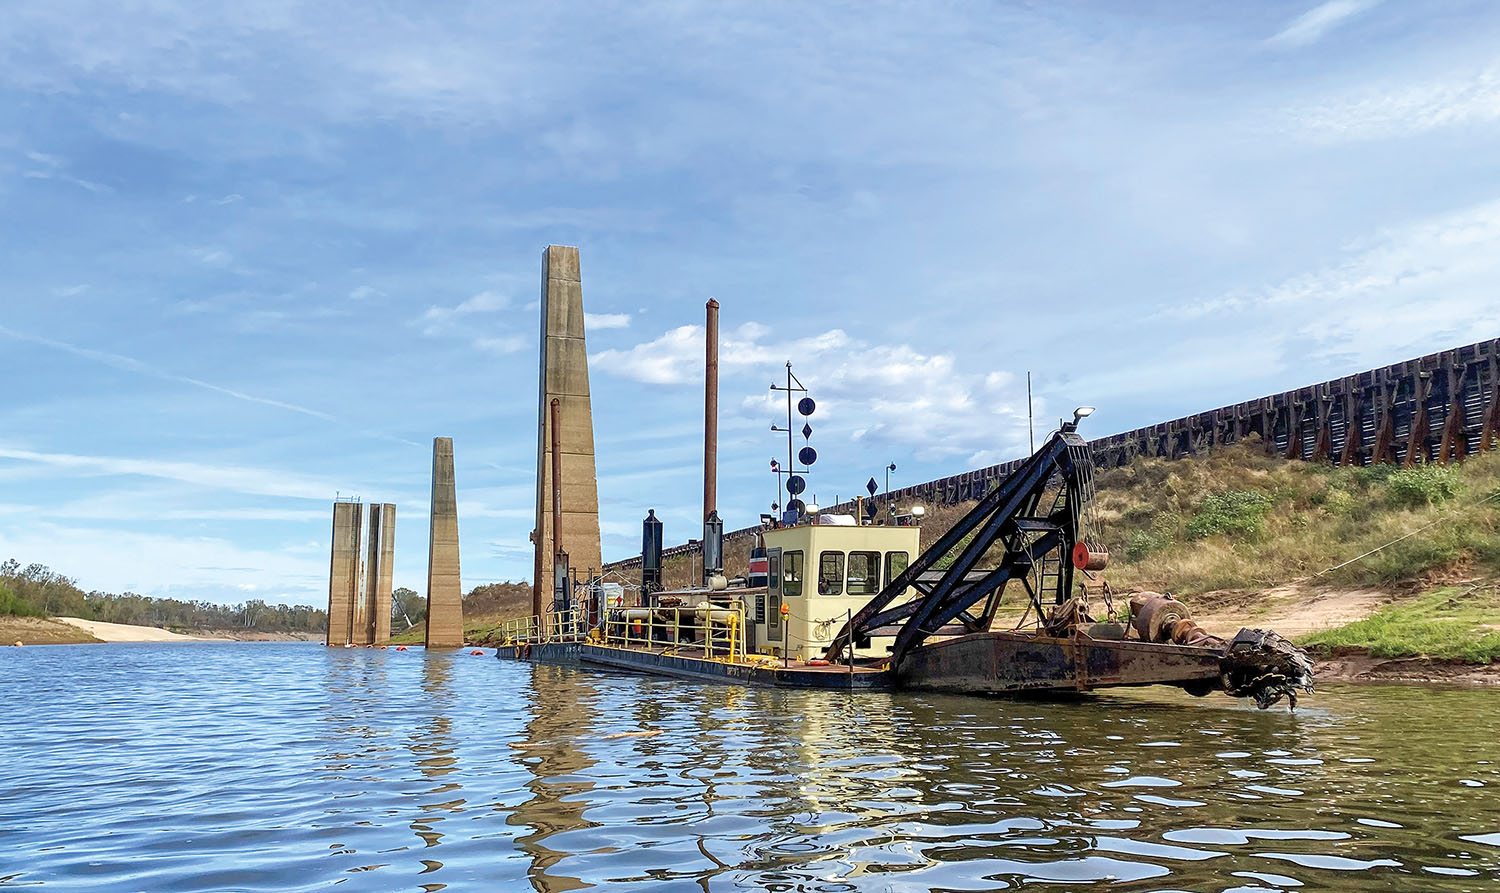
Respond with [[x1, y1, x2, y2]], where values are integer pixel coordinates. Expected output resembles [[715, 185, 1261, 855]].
[[766, 547, 783, 647]]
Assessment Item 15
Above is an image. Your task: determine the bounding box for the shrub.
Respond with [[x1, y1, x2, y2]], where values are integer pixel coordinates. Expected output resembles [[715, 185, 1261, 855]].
[[1386, 465, 1463, 508], [1186, 490, 1273, 540], [0, 585, 43, 617], [1125, 530, 1170, 562], [1309, 485, 1357, 515]]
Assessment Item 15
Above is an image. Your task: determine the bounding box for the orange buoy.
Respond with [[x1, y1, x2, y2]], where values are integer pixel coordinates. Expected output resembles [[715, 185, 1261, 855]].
[[378, 645, 388, 650], [807, 659, 830, 666], [13, 641, 21, 647], [470, 649, 484, 656], [396, 645, 409, 651]]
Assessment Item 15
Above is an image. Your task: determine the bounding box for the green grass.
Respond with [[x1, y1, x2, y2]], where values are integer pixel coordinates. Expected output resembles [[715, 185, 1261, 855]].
[[1082, 443, 1500, 596], [1301, 586, 1500, 664], [385, 615, 513, 646]]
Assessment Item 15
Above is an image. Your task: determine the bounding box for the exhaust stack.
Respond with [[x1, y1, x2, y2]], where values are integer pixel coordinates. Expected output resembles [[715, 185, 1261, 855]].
[[703, 298, 722, 587]]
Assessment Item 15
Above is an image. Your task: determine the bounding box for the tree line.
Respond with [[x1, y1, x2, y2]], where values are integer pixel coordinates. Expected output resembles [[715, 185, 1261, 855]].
[[0, 558, 327, 633]]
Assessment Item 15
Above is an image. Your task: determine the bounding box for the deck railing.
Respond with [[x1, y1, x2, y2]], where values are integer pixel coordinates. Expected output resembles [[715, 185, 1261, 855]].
[[502, 602, 751, 663], [601, 603, 747, 663]]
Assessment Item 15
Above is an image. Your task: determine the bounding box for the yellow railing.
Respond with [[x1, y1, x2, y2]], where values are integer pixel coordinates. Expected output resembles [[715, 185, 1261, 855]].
[[501, 602, 750, 664], [600, 603, 748, 664], [500, 609, 587, 645]]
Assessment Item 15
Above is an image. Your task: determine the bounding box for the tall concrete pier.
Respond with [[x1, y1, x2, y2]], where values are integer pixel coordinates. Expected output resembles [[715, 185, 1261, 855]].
[[426, 437, 464, 647], [326, 500, 362, 646], [364, 503, 396, 644], [533, 245, 602, 611]]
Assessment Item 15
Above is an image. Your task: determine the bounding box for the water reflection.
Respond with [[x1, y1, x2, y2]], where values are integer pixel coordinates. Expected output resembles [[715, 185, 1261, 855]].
[[408, 653, 461, 857], [510, 665, 602, 891], [2, 645, 1499, 891]]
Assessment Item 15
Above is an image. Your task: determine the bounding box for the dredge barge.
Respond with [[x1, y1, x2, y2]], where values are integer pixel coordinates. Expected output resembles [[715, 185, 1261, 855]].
[[500, 416, 1314, 710]]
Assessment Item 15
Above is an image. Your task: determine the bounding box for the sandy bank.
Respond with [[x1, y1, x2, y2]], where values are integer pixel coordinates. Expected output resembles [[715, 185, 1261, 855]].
[[51, 617, 225, 643]]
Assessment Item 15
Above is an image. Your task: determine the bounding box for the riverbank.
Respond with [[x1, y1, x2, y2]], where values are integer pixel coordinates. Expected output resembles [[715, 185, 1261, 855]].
[[1, 616, 102, 645], [2, 616, 324, 645]]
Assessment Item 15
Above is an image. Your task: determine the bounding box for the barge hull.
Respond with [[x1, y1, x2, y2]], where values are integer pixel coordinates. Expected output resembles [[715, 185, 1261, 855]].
[[501, 632, 1228, 697], [499, 642, 893, 690], [897, 631, 1223, 695]]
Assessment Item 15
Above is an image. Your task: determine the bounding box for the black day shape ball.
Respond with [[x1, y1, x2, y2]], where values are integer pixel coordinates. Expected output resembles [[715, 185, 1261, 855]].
[[797, 397, 816, 416]]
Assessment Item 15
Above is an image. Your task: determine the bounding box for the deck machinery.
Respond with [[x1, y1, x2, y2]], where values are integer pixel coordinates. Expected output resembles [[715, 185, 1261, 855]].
[[500, 417, 1314, 710]]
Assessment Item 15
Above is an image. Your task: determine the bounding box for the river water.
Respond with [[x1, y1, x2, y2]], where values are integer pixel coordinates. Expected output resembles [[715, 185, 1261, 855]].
[[3, 644, 1498, 891]]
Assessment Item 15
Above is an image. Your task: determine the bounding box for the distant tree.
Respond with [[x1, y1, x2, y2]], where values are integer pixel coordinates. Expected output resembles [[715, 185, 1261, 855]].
[[0, 557, 328, 633], [392, 587, 425, 630]]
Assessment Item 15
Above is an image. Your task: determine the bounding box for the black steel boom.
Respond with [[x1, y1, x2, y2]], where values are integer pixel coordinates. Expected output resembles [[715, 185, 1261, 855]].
[[824, 423, 1095, 668]]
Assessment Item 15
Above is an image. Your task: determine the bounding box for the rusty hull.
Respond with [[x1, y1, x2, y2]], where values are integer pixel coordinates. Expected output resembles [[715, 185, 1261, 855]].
[[897, 630, 1223, 695]]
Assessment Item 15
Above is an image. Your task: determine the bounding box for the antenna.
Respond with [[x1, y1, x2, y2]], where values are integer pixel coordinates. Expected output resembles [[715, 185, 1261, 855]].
[[771, 362, 814, 523], [1027, 371, 1035, 455]]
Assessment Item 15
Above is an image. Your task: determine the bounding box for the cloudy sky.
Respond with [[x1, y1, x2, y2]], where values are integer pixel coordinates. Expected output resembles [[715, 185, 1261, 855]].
[[2, 1, 1498, 606]]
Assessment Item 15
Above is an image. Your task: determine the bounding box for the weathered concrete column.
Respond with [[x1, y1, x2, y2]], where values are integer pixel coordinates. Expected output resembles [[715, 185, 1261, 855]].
[[533, 245, 602, 609], [364, 503, 396, 644], [426, 437, 464, 647], [326, 500, 362, 646]]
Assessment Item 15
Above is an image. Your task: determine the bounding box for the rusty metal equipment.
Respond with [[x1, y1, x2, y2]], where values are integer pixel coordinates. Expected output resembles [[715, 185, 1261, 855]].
[[826, 418, 1095, 667], [824, 419, 1316, 710], [1072, 542, 1109, 571]]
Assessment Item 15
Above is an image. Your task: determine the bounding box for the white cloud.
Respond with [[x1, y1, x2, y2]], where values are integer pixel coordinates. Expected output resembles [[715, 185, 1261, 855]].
[[0, 323, 342, 424], [1268, 0, 1378, 49], [1281, 62, 1500, 143], [0, 445, 336, 500], [594, 323, 1030, 463], [475, 335, 527, 354], [585, 311, 631, 330], [419, 289, 510, 334], [1174, 196, 1500, 321]]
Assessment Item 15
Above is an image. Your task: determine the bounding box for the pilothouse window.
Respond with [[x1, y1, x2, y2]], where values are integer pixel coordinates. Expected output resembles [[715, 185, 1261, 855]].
[[782, 550, 804, 598], [847, 551, 880, 595], [818, 551, 845, 595], [884, 551, 909, 589]]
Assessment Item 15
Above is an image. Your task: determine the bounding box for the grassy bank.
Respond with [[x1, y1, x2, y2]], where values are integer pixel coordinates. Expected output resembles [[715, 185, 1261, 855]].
[[1, 616, 102, 645], [1302, 584, 1500, 663], [1088, 442, 1500, 595], [387, 614, 511, 646], [908, 442, 1500, 664]]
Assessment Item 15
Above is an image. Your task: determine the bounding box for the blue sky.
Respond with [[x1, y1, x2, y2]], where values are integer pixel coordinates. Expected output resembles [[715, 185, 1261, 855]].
[[2, 1, 1498, 606]]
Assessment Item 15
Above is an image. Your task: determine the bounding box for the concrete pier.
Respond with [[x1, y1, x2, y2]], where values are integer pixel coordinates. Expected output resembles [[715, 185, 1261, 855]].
[[365, 503, 396, 644], [533, 245, 602, 611], [426, 437, 464, 647], [326, 500, 362, 646]]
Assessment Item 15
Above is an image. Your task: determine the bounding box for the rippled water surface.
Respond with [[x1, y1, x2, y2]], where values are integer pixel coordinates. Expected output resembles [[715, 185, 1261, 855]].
[[4, 644, 1500, 891]]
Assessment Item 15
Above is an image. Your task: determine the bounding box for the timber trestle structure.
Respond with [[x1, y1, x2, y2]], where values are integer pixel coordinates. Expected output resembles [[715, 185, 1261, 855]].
[[888, 338, 1500, 509], [604, 338, 1500, 575]]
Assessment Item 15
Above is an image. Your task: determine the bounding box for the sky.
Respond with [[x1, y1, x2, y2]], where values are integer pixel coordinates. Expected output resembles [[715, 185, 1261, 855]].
[[2, 1, 1498, 607]]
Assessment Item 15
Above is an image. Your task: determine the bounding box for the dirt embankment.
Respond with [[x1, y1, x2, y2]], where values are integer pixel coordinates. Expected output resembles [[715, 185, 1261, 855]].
[[1171, 582, 1500, 686], [1, 616, 102, 645], [1313, 651, 1500, 686]]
